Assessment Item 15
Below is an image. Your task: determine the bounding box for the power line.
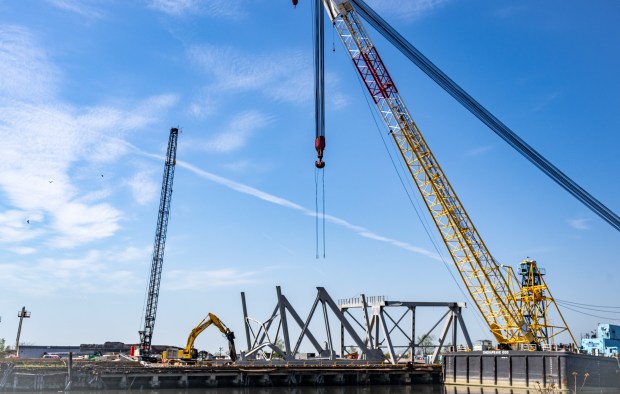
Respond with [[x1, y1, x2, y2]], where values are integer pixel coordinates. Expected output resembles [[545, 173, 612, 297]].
[[557, 299, 620, 309], [558, 303, 620, 322], [556, 299, 620, 310], [557, 301, 620, 314]]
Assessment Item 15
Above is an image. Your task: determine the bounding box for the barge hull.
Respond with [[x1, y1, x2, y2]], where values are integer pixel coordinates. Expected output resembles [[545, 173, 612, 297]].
[[443, 350, 620, 392], [1, 360, 441, 391]]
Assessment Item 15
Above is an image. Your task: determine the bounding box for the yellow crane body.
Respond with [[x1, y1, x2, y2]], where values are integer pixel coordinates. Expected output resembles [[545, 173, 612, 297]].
[[322, 0, 574, 347]]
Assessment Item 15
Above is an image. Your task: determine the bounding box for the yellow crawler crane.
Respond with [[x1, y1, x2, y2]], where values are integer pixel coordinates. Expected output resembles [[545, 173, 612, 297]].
[[163, 313, 237, 363], [318, 0, 575, 348]]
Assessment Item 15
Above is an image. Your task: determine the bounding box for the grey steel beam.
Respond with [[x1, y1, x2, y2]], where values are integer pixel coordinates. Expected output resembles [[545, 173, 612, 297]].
[[379, 309, 396, 364], [254, 305, 279, 350], [340, 299, 465, 308], [432, 312, 454, 363], [456, 307, 473, 349], [293, 293, 323, 355], [317, 288, 381, 360], [411, 306, 416, 361], [241, 292, 252, 351], [322, 302, 335, 359], [276, 286, 292, 358], [280, 294, 323, 354]]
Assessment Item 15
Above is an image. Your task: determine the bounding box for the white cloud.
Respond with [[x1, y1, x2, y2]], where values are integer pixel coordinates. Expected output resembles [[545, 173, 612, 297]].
[[0, 25, 59, 103], [126, 168, 159, 205], [7, 246, 37, 255], [365, 0, 449, 22], [178, 110, 272, 155], [147, 0, 246, 19], [188, 93, 217, 119], [188, 44, 349, 109], [188, 44, 313, 105], [206, 111, 272, 153], [568, 218, 590, 230], [0, 210, 45, 243], [115, 244, 152, 263], [0, 26, 177, 250], [0, 246, 145, 296], [45, 0, 105, 19], [52, 202, 121, 248], [0, 98, 174, 248]]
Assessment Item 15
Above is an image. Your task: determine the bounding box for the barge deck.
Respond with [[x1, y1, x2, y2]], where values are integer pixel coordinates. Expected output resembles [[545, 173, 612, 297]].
[[0, 359, 440, 391]]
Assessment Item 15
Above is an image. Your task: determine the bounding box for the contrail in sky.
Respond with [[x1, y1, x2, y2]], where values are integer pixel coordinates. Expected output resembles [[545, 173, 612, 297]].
[[175, 160, 441, 261]]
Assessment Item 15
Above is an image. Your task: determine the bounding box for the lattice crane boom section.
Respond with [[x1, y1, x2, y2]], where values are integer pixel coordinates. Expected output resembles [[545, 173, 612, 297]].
[[329, 2, 534, 346], [140, 127, 179, 356]]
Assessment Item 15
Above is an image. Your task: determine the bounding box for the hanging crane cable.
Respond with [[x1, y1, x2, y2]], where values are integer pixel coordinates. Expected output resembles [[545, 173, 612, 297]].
[[350, 0, 620, 232], [312, 0, 326, 258], [314, 0, 325, 170]]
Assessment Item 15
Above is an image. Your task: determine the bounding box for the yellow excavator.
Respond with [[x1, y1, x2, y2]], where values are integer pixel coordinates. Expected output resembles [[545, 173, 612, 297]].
[[162, 313, 237, 364]]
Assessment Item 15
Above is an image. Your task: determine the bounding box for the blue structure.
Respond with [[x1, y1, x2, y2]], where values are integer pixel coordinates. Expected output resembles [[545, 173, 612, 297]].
[[581, 323, 620, 356]]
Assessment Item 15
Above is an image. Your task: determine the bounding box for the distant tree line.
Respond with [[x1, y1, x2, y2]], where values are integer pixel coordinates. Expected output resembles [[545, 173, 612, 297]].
[[0, 338, 10, 357]]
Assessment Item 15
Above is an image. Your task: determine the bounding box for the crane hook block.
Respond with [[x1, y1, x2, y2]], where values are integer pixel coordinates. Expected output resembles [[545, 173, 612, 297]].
[[292, 0, 298, 7], [315, 136, 326, 168]]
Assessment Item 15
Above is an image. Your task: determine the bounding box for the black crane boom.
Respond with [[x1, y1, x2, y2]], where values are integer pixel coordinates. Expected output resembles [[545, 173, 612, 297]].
[[139, 127, 179, 360]]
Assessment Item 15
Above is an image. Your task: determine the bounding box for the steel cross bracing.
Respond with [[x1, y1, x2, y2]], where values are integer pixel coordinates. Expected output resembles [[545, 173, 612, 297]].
[[139, 127, 179, 357], [338, 296, 472, 364], [239, 287, 471, 365], [326, 2, 537, 346], [240, 286, 383, 362]]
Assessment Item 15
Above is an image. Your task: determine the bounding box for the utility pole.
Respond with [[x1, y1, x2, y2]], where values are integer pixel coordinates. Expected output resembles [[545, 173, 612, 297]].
[[16, 307, 31, 357]]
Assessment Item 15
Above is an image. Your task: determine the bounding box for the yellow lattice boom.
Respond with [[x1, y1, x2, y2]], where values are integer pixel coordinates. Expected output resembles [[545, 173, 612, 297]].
[[325, 0, 575, 347]]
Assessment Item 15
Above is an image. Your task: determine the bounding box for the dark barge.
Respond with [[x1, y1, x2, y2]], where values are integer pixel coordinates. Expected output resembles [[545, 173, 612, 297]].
[[443, 350, 620, 393], [0, 359, 441, 391]]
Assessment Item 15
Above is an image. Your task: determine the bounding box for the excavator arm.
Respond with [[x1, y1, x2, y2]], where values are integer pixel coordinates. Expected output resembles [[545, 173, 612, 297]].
[[209, 313, 237, 362], [182, 315, 214, 358], [167, 313, 237, 363]]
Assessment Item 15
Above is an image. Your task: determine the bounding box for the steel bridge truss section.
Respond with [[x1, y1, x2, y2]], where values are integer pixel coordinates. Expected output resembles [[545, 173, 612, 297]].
[[240, 287, 382, 362], [338, 296, 472, 364], [240, 287, 470, 365]]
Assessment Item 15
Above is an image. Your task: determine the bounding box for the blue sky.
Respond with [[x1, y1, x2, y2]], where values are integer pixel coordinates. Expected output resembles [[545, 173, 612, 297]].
[[0, 0, 618, 354]]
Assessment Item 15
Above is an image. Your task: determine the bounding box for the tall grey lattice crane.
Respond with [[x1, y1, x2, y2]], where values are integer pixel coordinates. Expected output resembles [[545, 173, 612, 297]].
[[139, 127, 179, 360]]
